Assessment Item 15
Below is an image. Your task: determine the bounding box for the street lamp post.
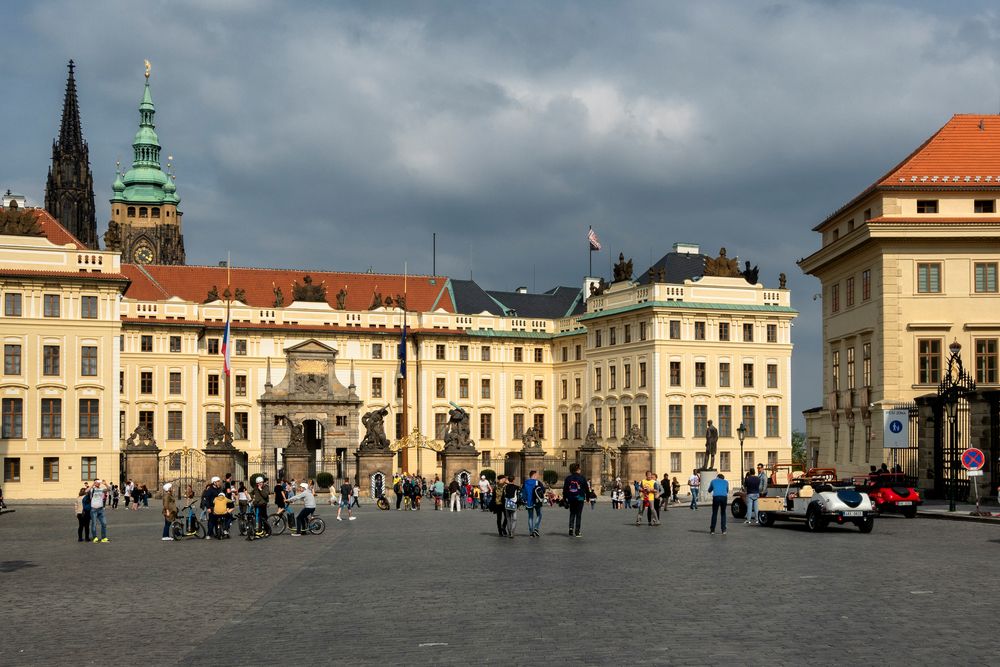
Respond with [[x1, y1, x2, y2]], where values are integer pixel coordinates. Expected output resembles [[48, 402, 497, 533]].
[[945, 395, 958, 512], [939, 339, 973, 513], [737, 422, 748, 484]]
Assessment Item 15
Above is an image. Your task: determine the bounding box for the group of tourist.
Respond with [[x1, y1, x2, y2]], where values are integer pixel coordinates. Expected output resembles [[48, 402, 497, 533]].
[[75, 478, 158, 542], [609, 475, 682, 511], [392, 473, 489, 511]]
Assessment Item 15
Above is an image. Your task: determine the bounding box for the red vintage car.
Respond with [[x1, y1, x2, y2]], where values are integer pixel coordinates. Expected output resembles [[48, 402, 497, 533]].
[[854, 473, 921, 518]]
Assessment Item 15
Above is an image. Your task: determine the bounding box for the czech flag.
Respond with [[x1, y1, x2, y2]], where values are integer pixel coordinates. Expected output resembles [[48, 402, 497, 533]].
[[221, 315, 232, 376], [397, 320, 407, 379], [588, 227, 602, 251]]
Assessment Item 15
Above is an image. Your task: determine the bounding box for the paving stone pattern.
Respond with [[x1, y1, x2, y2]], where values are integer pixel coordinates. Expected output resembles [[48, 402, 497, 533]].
[[2, 501, 999, 665]]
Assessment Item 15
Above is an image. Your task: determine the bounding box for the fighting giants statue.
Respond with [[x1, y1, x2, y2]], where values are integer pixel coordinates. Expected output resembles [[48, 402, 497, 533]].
[[521, 426, 542, 450], [359, 407, 390, 451], [443, 405, 476, 452]]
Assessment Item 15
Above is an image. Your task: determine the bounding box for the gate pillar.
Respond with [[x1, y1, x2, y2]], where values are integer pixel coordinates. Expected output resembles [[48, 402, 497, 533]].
[[356, 451, 393, 497], [123, 425, 160, 493]]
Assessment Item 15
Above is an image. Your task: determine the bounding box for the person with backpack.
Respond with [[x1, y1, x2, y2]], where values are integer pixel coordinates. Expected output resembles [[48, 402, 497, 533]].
[[502, 475, 521, 538], [75, 486, 91, 542], [493, 474, 508, 536], [522, 470, 545, 537], [448, 478, 462, 512], [562, 463, 588, 538]]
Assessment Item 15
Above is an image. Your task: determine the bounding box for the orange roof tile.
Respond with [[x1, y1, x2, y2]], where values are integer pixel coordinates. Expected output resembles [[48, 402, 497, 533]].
[[122, 264, 454, 313], [879, 115, 1000, 187], [26, 208, 87, 249]]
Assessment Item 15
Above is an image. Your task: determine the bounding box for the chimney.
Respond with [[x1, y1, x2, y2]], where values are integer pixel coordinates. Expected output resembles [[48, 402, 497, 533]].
[[673, 242, 700, 255], [515, 286, 528, 294]]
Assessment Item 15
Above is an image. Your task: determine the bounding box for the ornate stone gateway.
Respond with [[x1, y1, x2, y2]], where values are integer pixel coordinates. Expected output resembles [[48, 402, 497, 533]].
[[259, 340, 361, 482]]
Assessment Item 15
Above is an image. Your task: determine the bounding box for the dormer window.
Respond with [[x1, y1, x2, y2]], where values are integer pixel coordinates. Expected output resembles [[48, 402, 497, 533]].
[[975, 199, 995, 213], [127, 207, 136, 218], [916, 200, 938, 214], [151, 207, 160, 218]]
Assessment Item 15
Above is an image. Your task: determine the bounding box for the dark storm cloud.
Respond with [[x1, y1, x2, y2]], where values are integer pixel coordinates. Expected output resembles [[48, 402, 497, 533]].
[[2, 0, 1000, 426]]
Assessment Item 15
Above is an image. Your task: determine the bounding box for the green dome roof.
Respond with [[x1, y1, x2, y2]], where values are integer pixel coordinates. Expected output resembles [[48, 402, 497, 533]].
[[110, 77, 180, 207]]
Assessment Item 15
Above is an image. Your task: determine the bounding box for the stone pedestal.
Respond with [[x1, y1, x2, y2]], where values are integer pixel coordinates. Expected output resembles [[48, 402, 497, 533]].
[[441, 450, 479, 485], [521, 450, 546, 481], [124, 448, 159, 491], [204, 446, 242, 483], [699, 469, 719, 502], [578, 447, 603, 486], [356, 450, 394, 497], [619, 446, 654, 488], [283, 450, 310, 483]]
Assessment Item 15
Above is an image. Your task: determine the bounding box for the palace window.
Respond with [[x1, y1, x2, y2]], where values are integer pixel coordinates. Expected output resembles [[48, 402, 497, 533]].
[[459, 345, 469, 361], [719, 451, 731, 472], [975, 199, 995, 213], [481, 378, 491, 399], [669, 320, 681, 340], [594, 407, 603, 436], [40, 398, 61, 438], [719, 362, 731, 388], [79, 399, 99, 438], [371, 376, 382, 398], [670, 452, 682, 473], [436, 377, 446, 399], [562, 347, 568, 362], [639, 362, 646, 388], [3, 457, 20, 482], [151, 207, 160, 218], [862, 269, 871, 300], [718, 405, 732, 437], [767, 324, 777, 343], [127, 206, 135, 217], [43, 457, 59, 482], [719, 322, 730, 341], [81, 346, 98, 376], [43, 294, 60, 317], [608, 407, 616, 438], [168, 411, 183, 440], [609, 328, 616, 346], [694, 321, 706, 340], [2, 398, 23, 438], [235, 339, 247, 356], [742, 363, 754, 388], [917, 263, 941, 293], [534, 379, 544, 399], [4, 293, 22, 317], [81, 296, 98, 319], [514, 347, 523, 362], [480, 413, 492, 440], [767, 363, 778, 389], [668, 405, 683, 437], [533, 414, 545, 439], [207, 374, 219, 396], [595, 330, 602, 348], [976, 338, 998, 384], [371, 343, 382, 359], [561, 379, 567, 400], [916, 199, 938, 214], [43, 345, 60, 376], [396, 377, 404, 399], [623, 406, 632, 432], [847, 347, 856, 389], [534, 347, 543, 362], [169, 336, 181, 353], [594, 368, 602, 391], [481, 346, 491, 361], [459, 378, 469, 399], [639, 322, 647, 341], [143, 335, 155, 353], [766, 406, 780, 437], [863, 342, 872, 387], [139, 207, 148, 218], [624, 324, 631, 343], [670, 361, 681, 386], [830, 283, 840, 312], [624, 364, 631, 389], [4, 344, 21, 375], [832, 349, 840, 390], [205, 412, 220, 437], [235, 412, 249, 440], [514, 379, 524, 399], [743, 323, 754, 342], [513, 413, 525, 438], [435, 344, 445, 360], [609, 366, 616, 390], [918, 339, 942, 384], [561, 413, 569, 440], [693, 405, 707, 436], [742, 405, 756, 437], [975, 262, 998, 293], [639, 405, 647, 436], [574, 412, 582, 439], [235, 374, 247, 397], [575, 344, 582, 360], [695, 362, 706, 387], [169, 371, 181, 394]]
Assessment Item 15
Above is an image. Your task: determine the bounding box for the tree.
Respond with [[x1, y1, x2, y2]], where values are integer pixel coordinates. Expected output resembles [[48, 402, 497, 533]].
[[791, 430, 806, 465]]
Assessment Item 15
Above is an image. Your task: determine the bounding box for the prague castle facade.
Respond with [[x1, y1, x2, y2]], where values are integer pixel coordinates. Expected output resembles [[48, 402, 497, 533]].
[[0, 68, 795, 499]]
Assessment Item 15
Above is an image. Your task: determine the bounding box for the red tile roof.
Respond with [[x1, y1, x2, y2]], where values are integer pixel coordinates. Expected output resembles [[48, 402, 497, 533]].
[[121, 316, 465, 336], [878, 115, 1000, 187], [32, 208, 87, 249], [122, 264, 454, 313]]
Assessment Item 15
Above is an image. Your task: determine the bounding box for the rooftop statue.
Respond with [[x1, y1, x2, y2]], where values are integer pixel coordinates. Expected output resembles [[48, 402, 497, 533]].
[[292, 275, 326, 302], [703, 247, 743, 278]]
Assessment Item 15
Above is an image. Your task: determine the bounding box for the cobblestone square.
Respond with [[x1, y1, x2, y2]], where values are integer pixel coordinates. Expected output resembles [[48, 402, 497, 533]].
[[2, 502, 998, 665]]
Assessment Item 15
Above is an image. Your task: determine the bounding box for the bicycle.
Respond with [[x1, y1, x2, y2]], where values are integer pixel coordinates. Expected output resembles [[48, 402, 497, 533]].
[[375, 495, 391, 511], [282, 504, 327, 535], [268, 506, 295, 535], [170, 503, 206, 540], [245, 506, 272, 541]]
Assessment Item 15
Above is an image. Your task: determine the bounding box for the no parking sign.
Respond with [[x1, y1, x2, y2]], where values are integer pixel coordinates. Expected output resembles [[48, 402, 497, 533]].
[[883, 409, 910, 449]]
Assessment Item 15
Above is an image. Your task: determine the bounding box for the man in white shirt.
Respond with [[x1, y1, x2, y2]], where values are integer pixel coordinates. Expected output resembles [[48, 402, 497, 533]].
[[478, 475, 492, 512], [688, 469, 701, 510]]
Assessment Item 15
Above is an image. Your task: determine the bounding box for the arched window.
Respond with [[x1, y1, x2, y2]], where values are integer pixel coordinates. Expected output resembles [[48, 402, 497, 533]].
[[151, 207, 160, 218], [139, 207, 148, 218], [127, 207, 135, 217]]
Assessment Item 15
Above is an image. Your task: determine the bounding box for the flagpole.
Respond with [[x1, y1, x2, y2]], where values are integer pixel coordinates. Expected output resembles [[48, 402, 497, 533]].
[[588, 225, 592, 278], [224, 252, 231, 436], [400, 262, 409, 474]]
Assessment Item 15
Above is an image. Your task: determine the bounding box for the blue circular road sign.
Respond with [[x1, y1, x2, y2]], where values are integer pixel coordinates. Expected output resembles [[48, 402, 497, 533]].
[[889, 420, 904, 434]]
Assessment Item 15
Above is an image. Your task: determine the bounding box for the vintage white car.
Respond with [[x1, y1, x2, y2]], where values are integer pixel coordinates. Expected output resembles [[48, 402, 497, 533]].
[[756, 478, 878, 533]]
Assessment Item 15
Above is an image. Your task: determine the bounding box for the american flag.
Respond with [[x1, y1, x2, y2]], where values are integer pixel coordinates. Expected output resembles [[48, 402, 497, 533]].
[[588, 228, 602, 251]]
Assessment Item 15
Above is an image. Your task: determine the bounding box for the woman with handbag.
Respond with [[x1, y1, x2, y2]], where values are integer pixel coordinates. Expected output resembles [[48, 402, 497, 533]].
[[502, 475, 521, 538]]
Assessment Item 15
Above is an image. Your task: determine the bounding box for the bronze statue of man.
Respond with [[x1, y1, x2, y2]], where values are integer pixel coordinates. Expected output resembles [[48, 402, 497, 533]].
[[704, 419, 719, 469]]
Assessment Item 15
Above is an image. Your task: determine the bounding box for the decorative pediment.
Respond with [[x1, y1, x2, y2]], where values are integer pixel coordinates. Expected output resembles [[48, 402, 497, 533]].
[[284, 339, 337, 355]]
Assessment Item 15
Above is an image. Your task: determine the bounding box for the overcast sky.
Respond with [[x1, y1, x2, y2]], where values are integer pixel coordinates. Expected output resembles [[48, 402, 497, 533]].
[[2, 0, 1000, 428]]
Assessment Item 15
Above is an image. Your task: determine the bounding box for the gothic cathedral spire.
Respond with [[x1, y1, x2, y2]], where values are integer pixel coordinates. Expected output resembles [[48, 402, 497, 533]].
[[45, 60, 98, 249]]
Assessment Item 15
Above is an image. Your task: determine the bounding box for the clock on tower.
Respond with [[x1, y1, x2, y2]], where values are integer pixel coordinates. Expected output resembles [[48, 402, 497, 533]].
[[133, 243, 154, 264]]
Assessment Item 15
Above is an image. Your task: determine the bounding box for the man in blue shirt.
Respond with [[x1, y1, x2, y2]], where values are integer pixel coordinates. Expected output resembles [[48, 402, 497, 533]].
[[708, 473, 730, 535], [522, 470, 544, 537]]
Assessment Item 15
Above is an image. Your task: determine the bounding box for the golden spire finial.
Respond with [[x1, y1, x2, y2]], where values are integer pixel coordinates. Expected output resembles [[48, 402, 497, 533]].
[[144, 59, 151, 79]]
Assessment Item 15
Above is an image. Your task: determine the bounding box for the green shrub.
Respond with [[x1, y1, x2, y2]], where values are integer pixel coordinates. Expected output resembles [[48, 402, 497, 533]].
[[480, 468, 496, 485], [542, 470, 559, 486], [316, 472, 335, 489]]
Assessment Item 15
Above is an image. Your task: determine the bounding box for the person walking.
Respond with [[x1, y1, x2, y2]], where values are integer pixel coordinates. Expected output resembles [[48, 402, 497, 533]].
[[493, 474, 508, 536], [161, 483, 177, 540], [123, 479, 133, 509], [449, 478, 462, 512], [336, 478, 356, 521], [478, 475, 492, 512], [522, 470, 545, 537], [708, 473, 730, 535], [89, 479, 109, 542], [743, 468, 761, 525], [623, 483, 632, 509], [431, 476, 445, 510], [563, 463, 588, 538], [75, 487, 91, 542], [393, 474, 403, 510], [111, 484, 120, 510], [503, 475, 521, 538], [640, 471, 660, 526], [688, 469, 701, 510], [351, 483, 360, 509], [671, 476, 681, 504], [659, 473, 671, 515]]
